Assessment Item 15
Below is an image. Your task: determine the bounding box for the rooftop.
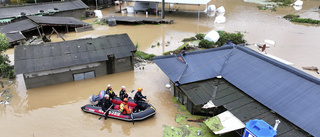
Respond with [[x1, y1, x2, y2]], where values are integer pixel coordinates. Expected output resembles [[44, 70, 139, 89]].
[[14, 33, 136, 75], [0, 0, 88, 19], [153, 42, 320, 136]]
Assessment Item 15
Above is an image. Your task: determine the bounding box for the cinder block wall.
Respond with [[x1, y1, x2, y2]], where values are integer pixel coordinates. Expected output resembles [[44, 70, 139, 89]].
[[113, 56, 134, 73], [24, 62, 107, 89]]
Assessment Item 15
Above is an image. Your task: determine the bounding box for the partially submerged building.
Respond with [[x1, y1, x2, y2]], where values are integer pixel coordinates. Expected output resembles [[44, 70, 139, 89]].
[[14, 33, 136, 89], [153, 42, 320, 136], [0, 0, 88, 24], [0, 16, 92, 44]]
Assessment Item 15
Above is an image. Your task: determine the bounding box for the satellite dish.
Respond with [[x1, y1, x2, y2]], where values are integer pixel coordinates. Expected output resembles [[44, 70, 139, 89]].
[[20, 12, 26, 16]]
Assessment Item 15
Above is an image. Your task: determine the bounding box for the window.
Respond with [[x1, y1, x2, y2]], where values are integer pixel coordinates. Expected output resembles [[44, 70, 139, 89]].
[[73, 71, 95, 81]]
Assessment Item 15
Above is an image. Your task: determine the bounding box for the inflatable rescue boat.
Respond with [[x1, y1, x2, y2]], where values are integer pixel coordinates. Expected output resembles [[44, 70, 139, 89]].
[[81, 97, 156, 121]]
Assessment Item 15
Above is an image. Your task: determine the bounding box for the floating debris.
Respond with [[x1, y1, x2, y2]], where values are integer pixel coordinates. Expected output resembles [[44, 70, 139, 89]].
[[302, 66, 319, 74], [0, 89, 8, 97], [0, 81, 3, 88]]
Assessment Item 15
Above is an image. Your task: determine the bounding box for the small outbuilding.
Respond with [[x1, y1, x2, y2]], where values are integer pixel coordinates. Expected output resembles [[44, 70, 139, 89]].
[[14, 33, 136, 89], [0, 0, 89, 24]]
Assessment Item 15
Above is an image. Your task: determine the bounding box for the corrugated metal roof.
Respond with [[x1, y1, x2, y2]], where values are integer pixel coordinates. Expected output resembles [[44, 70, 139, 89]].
[[0, 0, 88, 19], [153, 45, 233, 85], [14, 33, 136, 74], [153, 42, 320, 136], [4, 31, 26, 42], [0, 19, 38, 42], [0, 19, 39, 34], [27, 16, 89, 26]]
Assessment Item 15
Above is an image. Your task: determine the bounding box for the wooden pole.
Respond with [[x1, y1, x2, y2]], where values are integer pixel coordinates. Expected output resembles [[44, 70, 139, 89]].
[[52, 27, 65, 41], [161, 0, 165, 19]]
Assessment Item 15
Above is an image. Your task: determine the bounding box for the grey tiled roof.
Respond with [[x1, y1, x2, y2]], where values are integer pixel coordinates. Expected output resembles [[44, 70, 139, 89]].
[[14, 33, 136, 74]]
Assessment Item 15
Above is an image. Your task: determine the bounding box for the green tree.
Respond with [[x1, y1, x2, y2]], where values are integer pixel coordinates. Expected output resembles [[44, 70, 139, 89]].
[[0, 33, 14, 79]]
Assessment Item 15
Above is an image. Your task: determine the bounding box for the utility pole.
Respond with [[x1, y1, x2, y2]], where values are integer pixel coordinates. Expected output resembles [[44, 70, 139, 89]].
[[95, 0, 98, 10], [161, 0, 165, 19]]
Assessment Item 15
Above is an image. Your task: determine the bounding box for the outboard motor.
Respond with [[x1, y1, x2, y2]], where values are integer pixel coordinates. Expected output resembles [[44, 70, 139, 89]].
[[89, 90, 106, 105]]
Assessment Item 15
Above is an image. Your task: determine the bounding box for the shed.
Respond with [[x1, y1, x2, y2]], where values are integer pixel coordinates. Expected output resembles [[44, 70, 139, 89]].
[[153, 42, 319, 136], [0, 19, 39, 44], [14, 33, 136, 89], [0, 0, 89, 21]]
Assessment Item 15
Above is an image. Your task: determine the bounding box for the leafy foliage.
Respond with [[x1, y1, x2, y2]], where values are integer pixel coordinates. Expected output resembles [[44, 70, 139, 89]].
[[134, 51, 156, 60], [199, 31, 246, 48], [199, 39, 215, 48], [163, 43, 197, 55], [283, 14, 300, 20], [195, 33, 205, 40], [92, 19, 107, 25], [182, 37, 196, 42], [290, 18, 320, 24], [215, 31, 246, 46], [0, 33, 14, 79]]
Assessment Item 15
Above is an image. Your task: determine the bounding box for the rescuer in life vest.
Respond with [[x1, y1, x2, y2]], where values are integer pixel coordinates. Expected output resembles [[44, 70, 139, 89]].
[[101, 94, 113, 120], [106, 84, 116, 99], [119, 86, 128, 101], [120, 98, 132, 115], [133, 87, 147, 112]]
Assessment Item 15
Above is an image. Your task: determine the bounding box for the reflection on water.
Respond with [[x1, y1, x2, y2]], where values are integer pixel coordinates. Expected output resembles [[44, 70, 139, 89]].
[[1, 0, 320, 136]]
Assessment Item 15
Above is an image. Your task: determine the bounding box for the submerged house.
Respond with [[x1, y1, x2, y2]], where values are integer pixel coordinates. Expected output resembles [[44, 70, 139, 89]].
[[0, 0, 88, 24], [153, 42, 320, 136], [0, 16, 91, 44], [14, 33, 136, 89]]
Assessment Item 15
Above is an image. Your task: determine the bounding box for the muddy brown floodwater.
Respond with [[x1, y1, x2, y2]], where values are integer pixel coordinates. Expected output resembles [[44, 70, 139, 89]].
[[1, 0, 320, 136]]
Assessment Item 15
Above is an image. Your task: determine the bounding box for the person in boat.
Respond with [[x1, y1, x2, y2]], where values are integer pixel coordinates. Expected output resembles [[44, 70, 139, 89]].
[[120, 98, 132, 115], [101, 94, 113, 120], [119, 86, 128, 101], [133, 87, 147, 112], [90, 90, 106, 106], [106, 84, 116, 99]]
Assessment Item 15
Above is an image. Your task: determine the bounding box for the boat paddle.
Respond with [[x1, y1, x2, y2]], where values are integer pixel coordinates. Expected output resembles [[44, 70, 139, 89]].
[[99, 104, 113, 120], [131, 112, 134, 125], [131, 90, 135, 93]]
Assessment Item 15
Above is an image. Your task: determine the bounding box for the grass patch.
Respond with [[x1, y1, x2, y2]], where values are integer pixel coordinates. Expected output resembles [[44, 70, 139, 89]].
[[182, 37, 197, 42], [163, 43, 197, 55], [284, 14, 320, 24], [134, 51, 156, 60]]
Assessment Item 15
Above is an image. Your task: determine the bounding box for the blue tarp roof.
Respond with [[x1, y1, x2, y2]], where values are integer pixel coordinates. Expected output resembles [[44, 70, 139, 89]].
[[153, 42, 320, 137]]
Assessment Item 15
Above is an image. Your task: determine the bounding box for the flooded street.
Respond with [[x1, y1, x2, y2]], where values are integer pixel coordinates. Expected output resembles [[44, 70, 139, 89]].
[[1, 0, 320, 136]]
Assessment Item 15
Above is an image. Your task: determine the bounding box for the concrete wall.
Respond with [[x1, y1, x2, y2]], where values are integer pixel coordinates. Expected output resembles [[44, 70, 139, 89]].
[[113, 56, 134, 73], [24, 61, 107, 89]]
